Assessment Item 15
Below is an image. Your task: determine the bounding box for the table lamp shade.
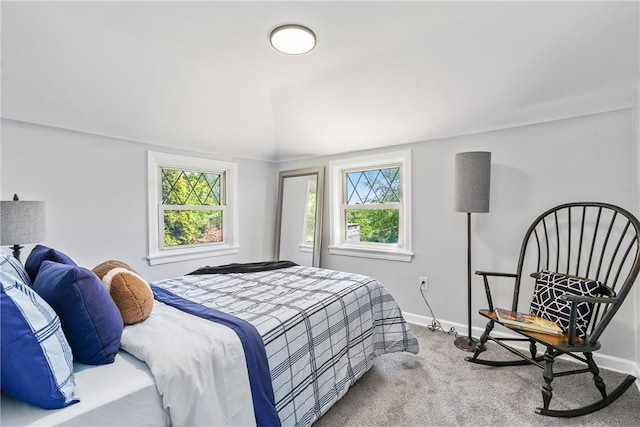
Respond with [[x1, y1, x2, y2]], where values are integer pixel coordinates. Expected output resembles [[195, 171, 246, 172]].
[[1, 199, 46, 245], [454, 151, 491, 213]]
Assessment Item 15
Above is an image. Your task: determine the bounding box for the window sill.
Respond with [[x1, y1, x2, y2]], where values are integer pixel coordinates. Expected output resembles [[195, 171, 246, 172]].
[[147, 245, 240, 265], [328, 245, 413, 262], [299, 244, 313, 253]]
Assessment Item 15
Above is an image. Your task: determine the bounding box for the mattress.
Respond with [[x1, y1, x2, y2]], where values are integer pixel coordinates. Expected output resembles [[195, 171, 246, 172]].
[[0, 350, 169, 427]]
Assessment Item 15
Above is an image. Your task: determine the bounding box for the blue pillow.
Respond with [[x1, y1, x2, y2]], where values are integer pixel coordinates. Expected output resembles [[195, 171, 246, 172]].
[[1, 271, 78, 409], [33, 261, 124, 365], [530, 270, 602, 337], [0, 251, 32, 286], [25, 244, 77, 283]]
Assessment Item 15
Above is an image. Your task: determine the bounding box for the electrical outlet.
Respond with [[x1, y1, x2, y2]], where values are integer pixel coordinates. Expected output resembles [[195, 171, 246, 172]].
[[419, 276, 429, 291]]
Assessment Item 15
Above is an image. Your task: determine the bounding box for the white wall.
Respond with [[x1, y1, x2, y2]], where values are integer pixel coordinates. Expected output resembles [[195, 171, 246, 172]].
[[0, 119, 278, 281], [0, 133, 2, 240], [635, 77, 640, 372], [280, 108, 639, 365]]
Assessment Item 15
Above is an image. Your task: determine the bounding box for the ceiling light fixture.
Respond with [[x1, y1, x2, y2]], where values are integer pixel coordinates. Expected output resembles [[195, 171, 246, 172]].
[[270, 24, 316, 55]]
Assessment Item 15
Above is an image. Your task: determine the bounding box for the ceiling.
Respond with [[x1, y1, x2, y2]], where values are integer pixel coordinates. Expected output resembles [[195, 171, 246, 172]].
[[2, 1, 638, 162]]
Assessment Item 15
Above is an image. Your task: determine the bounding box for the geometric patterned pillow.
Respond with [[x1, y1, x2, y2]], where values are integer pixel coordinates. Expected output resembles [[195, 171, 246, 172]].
[[530, 270, 602, 338]]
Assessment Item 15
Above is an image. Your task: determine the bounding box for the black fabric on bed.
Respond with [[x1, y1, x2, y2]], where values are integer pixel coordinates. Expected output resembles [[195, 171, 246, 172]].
[[187, 261, 298, 275]]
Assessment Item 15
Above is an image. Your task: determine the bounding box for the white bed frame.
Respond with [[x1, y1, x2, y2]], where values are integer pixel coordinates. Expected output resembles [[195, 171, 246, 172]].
[[1, 351, 169, 427]]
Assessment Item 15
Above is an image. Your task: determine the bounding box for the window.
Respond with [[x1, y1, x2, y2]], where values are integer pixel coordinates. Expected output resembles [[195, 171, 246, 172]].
[[329, 150, 413, 262], [161, 169, 224, 247], [147, 152, 239, 265]]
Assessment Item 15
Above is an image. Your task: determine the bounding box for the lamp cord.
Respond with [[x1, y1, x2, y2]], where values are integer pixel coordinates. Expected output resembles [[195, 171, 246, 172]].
[[420, 288, 457, 335]]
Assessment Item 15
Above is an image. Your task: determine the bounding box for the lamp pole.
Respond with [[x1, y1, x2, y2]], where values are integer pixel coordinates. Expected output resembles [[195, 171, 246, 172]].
[[454, 212, 479, 351]]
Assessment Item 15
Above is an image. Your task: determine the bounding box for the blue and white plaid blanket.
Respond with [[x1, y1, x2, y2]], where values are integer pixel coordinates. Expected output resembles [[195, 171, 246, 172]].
[[153, 265, 419, 427]]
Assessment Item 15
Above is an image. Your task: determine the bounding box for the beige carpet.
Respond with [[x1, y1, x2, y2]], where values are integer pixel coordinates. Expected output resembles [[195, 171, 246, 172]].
[[314, 325, 640, 426]]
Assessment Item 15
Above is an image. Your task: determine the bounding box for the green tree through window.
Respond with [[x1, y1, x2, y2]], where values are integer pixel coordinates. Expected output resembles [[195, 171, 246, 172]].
[[305, 190, 317, 244], [161, 169, 225, 247], [344, 167, 400, 244]]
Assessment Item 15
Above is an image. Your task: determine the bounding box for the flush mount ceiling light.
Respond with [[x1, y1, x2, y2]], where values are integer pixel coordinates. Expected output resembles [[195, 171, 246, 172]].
[[270, 24, 316, 55]]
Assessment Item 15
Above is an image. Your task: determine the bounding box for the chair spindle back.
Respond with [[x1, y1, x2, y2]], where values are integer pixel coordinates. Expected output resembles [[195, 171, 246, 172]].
[[512, 202, 640, 343]]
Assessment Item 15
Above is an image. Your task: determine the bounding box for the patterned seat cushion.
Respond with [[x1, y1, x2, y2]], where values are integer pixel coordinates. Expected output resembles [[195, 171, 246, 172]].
[[530, 270, 602, 337]]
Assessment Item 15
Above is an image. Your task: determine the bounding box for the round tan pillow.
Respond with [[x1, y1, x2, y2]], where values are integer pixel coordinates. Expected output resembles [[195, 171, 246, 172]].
[[101, 267, 153, 325], [92, 260, 137, 280]]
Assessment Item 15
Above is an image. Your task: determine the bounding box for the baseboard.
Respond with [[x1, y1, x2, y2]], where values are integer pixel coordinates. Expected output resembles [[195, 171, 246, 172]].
[[403, 311, 640, 393], [404, 312, 465, 337]]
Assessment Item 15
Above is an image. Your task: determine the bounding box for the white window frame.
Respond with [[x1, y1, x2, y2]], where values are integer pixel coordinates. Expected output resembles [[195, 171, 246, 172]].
[[147, 151, 239, 265], [328, 150, 413, 262]]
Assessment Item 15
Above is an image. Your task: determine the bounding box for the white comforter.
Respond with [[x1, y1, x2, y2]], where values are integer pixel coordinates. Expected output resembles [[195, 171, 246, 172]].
[[120, 301, 256, 427]]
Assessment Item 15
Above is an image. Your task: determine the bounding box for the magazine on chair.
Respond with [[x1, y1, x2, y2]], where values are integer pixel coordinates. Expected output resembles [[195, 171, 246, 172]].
[[495, 308, 564, 336]]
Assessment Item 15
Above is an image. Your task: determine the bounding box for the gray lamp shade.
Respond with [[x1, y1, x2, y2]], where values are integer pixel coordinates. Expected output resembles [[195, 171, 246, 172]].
[[454, 151, 491, 213], [1, 199, 46, 245]]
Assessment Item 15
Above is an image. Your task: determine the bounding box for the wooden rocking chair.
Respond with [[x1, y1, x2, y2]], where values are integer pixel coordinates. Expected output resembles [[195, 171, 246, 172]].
[[466, 202, 640, 417]]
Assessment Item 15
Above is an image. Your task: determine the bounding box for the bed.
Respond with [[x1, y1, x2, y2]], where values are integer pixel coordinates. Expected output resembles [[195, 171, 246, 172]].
[[2, 262, 419, 427]]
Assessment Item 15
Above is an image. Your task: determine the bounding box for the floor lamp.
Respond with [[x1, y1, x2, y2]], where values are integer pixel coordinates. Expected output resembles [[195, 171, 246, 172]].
[[453, 152, 491, 352]]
